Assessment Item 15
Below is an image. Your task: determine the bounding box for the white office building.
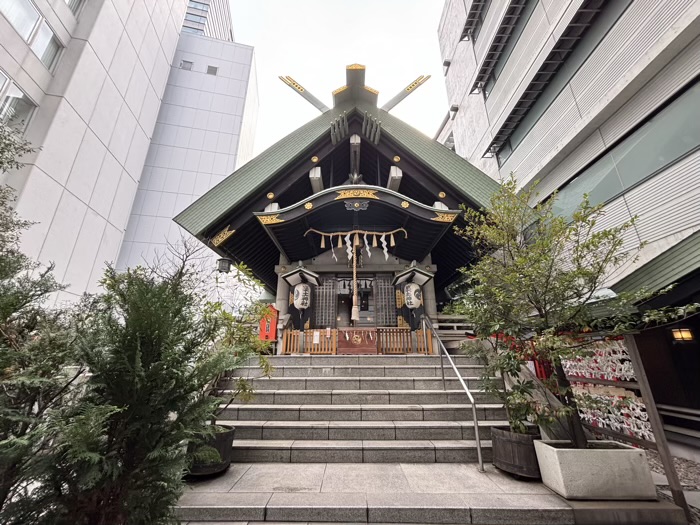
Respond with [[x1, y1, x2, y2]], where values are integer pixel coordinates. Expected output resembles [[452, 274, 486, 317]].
[[436, 0, 700, 447], [0, 0, 257, 302]]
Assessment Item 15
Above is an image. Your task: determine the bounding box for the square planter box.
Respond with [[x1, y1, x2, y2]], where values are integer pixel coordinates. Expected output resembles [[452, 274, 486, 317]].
[[534, 440, 656, 500]]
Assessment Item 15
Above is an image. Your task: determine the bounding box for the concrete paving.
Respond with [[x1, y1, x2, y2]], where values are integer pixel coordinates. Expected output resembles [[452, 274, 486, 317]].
[[178, 463, 686, 524]]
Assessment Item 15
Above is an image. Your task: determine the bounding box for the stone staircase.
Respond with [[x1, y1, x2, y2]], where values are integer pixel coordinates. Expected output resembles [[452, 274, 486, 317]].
[[217, 354, 503, 464], [178, 353, 689, 524]]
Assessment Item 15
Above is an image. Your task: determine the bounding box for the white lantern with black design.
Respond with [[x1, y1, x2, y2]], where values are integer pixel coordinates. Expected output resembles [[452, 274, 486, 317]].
[[403, 282, 423, 309], [293, 283, 312, 310]]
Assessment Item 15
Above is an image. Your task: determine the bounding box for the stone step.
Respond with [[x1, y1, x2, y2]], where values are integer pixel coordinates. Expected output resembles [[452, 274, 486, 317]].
[[225, 389, 500, 406], [248, 355, 484, 367], [223, 419, 508, 440], [230, 439, 493, 463], [229, 364, 487, 378], [224, 403, 507, 421], [221, 376, 496, 391]]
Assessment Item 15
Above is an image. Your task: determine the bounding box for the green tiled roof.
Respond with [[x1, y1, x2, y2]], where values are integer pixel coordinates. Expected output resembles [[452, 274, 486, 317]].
[[612, 230, 700, 294], [175, 102, 499, 237]]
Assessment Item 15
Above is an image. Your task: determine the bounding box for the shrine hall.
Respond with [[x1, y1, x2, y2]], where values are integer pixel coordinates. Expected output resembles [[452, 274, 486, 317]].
[[175, 64, 500, 355]]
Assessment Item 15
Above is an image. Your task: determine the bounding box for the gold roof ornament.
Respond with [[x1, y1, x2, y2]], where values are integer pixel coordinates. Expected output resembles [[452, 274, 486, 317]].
[[431, 212, 459, 223], [334, 189, 379, 200], [304, 202, 313, 210], [401, 201, 410, 208], [438, 191, 446, 199], [393, 156, 401, 163], [311, 156, 319, 163], [257, 214, 285, 225], [347, 63, 366, 70], [211, 225, 235, 247], [266, 192, 275, 200]]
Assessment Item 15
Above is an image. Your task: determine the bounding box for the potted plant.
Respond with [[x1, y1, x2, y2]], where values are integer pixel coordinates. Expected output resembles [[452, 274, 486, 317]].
[[452, 176, 698, 498]]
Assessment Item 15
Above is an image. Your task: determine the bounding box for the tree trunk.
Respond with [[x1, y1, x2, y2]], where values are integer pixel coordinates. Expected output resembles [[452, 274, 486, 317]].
[[553, 361, 587, 448]]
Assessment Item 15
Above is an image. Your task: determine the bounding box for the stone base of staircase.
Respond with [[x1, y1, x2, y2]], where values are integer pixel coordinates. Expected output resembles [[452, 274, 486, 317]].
[[178, 462, 686, 524]]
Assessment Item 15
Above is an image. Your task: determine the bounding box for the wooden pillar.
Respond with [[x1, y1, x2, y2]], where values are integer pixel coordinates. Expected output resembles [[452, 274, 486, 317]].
[[275, 255, 290, 355], [624, 334, 691, 522]]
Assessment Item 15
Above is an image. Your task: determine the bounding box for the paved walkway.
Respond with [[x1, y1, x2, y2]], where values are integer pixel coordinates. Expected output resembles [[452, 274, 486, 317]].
[[178, 462, 685, 524]]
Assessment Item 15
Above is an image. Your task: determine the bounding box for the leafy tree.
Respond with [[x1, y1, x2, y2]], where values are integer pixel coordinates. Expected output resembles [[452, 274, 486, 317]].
[[453, 176, 698, 447], [8, 247, 268, 525], [0, 125, 81, 518]]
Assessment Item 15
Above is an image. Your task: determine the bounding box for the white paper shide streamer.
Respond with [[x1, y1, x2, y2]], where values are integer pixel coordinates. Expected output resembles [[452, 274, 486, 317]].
[[380, 234, 388, 260], [345, 234, 353, 260]]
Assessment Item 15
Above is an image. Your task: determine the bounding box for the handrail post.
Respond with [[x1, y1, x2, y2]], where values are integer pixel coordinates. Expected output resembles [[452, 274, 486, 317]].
[[422, 315, 484, 472]]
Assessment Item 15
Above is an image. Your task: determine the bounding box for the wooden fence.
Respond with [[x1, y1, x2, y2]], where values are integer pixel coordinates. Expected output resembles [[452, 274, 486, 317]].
[[282, 327, 434, 354]]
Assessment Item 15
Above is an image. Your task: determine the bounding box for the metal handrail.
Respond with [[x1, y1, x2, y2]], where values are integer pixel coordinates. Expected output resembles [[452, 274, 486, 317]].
[[421, 315, 484, 472]]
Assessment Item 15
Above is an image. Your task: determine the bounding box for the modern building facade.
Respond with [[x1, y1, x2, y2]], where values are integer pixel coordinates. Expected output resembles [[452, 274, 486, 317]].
[[436, 0, 700, 446], [0, 0, 257, 301]]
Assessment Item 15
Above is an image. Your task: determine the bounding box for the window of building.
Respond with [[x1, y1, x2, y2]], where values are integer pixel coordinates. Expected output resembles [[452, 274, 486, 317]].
[[0, 73, 36, 131], [64, 0, 85, 17], [471, 0, 493, 42], [498, 0, 632, 159], [182, 26, 204, 35], [180, 60, 193, 70], [206, 66, 218, 76], [188, 1, 210, 11], [185, 13, 207, 24], [0, 0, 40, 40], [0, 0, 63, 71], [482, 0, 538, 100], [30, 20, 61, 69], [552, 80, 700, 218]]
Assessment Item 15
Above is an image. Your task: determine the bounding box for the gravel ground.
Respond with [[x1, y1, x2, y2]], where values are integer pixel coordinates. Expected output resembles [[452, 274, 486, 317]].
[[647, 450, 700, 524]]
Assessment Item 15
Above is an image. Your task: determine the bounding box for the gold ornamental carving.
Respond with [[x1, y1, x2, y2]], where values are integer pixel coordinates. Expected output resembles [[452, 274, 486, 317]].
[[311, 156, 319, 163], [431, 212, 458, 223], [334, 189, 379, 200], [401, 201, 409, 208], [438, 191, 446, 199], [257, 214, 285, 225], [332, 85, 348, 95], [211, 225, 235, 247], [266, 192, 275, 200], [393, 156, 401, 163], [364, 85, 379, 95], [347, 63, 365, 70], [304, 202, 313, 210]]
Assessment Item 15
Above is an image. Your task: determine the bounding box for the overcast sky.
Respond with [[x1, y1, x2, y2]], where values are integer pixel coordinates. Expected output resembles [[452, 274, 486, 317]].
[[229, 0, 448, 155]]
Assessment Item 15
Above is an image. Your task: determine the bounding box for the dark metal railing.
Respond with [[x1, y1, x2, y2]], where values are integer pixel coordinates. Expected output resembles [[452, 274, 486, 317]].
[[421, 315, 484, 472]]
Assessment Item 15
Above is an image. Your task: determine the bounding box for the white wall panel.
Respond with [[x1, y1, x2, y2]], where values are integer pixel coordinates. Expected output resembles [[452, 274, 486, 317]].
[[438, 0, 468, 61], [571, 0, 693, 114]]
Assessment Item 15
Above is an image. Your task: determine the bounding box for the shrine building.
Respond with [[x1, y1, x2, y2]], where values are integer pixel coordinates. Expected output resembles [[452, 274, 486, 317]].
[[175, 64, 499, 354]]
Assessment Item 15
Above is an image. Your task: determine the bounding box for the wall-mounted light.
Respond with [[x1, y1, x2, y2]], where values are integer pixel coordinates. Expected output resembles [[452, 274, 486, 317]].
[[217, 258, 233, 273], [670, 327, 694, 342]]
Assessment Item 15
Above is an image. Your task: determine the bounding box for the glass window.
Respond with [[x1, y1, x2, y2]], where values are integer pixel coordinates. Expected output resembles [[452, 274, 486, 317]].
[[188, 1, 210, 11], [185, 13, 207, 24], [30, 20, 61, 70], [206, 66, 217, 76], [0, 82, 36, 131], [0, 0, 40, 40], [612, 82, 700, 189], [553, 154, 622, 218], [553, 81, 700, 217], [64, 0, 84, 16], [180, 60, 193, 70], [182, 26, 204, 35]]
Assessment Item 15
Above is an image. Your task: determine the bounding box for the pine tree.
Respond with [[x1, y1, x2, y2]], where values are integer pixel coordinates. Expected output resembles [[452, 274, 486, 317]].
[[17, 256, 265, 525], [0, 124, 80, 519]]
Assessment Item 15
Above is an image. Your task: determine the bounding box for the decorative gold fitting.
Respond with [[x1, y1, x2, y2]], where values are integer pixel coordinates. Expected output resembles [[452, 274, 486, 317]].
[[304, 202, 313, 210], [266, 192, 275, 200], [401, 201, 410, 208], [334, 189, 379, 200], [258, 214, 285, 225], [364, 85, 379, 95], [438, 191, 446, 199], [346, 63, 366, 70], [332, 85, 348, 95], [393, 156, 401, 163], [431, 212, 458, 223], [311, 156, 319, 163], [211, 226, 235, 247]]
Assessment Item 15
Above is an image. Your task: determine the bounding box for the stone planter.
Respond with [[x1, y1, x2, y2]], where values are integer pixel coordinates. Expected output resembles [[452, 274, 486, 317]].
[[534, 440, 656, 500], [491, 426, 541, 479], [187, 425, 235, 477]]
